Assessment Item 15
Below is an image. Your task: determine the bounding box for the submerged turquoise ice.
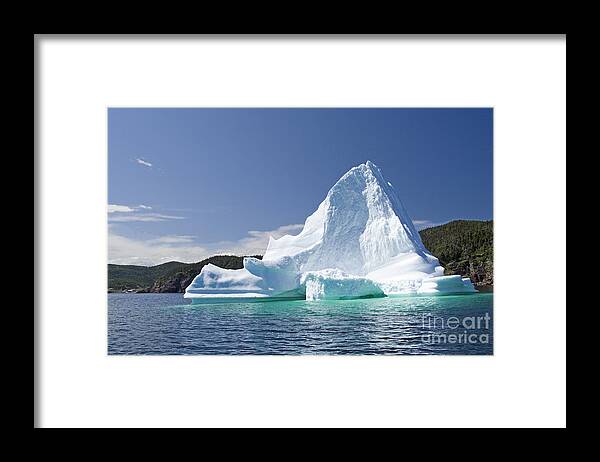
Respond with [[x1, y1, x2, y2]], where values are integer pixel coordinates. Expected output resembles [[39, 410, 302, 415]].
[[108, 292, 493, 355]]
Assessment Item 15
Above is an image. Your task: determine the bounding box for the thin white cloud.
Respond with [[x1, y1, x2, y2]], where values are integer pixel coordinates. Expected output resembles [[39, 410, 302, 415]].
[[108, 223, 304, 266], [149, 235, 196, 244], [108, 204, 135, 213], [107, 204, 182, 222], [136, 158, 153, 167], [413, 220, 445, 230], [108, 232, 210, 266], [108, 213, 184, 223], [209, 224, 304, 256]]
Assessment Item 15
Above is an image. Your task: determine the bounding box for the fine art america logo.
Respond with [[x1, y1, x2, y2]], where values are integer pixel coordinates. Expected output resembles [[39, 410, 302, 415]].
[[421, 313, 491, 345]]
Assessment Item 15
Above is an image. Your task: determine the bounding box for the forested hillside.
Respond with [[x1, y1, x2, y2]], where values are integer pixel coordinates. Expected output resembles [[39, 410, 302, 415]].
[[419, 220, 493, 287]]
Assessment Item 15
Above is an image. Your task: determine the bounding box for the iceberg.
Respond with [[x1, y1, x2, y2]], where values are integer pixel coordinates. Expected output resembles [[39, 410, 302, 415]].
[[184, 161, 476, 303]]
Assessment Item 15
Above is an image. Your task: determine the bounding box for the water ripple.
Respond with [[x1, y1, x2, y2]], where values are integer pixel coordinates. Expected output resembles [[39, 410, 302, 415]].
[[108, 293, 493, 355]]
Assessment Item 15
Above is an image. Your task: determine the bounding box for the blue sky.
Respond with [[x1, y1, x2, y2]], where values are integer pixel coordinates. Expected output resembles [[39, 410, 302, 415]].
[[108, 108, 492, 265]]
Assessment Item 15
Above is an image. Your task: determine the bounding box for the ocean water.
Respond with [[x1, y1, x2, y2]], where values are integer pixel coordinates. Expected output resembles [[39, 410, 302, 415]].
[[108, 293, 493, 355]]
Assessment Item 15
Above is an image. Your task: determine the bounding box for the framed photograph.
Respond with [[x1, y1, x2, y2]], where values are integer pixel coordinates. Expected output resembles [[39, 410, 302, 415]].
[[35, 35, 566, 428], [107, 107, 494, 356]]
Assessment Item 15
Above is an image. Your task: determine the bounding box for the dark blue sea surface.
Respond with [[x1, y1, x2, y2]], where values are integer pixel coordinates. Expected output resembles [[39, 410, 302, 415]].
[[108, 293, 493, 355]]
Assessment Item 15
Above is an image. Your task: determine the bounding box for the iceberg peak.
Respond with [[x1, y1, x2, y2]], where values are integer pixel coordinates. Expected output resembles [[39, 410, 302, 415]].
[[334, 160, 384, 188], [265, 160, 427, 274]]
